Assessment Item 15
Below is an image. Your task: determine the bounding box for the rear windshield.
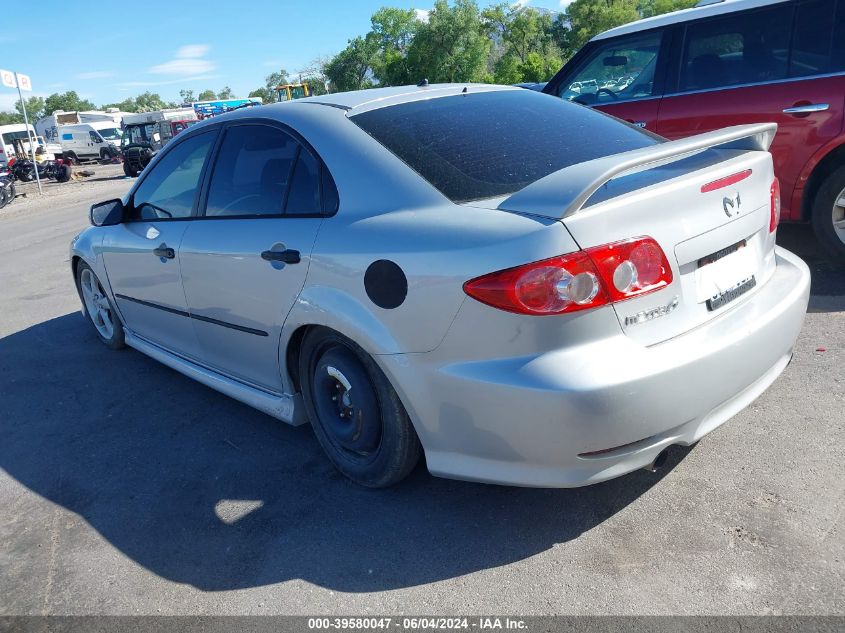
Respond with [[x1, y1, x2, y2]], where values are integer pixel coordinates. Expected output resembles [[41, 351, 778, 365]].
[[350, 89, 659, 203]]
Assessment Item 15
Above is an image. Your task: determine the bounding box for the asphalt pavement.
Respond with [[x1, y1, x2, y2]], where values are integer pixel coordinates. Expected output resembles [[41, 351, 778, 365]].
[[0, 172, 842, 615]]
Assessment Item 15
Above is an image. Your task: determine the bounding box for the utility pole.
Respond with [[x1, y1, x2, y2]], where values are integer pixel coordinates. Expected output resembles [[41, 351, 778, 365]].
[[15, 74, 42, 195]]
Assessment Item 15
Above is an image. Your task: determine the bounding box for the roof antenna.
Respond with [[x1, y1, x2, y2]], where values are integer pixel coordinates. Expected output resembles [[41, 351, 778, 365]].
[[417, 78, 429, 87], [462, 86, 468, 94]]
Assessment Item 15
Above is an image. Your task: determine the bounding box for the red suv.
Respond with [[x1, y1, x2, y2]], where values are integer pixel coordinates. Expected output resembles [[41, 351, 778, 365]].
[[544, 0, 845, 262]]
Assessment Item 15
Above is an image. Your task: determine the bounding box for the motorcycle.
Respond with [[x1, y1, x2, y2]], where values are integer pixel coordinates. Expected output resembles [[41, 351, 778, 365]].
[[0, 168, 15, 210], [9, 157, 72, 184]]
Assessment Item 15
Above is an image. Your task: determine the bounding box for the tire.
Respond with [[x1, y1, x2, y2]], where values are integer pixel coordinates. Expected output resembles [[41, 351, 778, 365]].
[[55, 165, 71, 183], [75, 262, 125, 350], [65, 152, 78, 165], [299, 327, 421, 487], [811, 165, 845, 265], [0, 187, 8, 209], [123, 162, 138, 178]]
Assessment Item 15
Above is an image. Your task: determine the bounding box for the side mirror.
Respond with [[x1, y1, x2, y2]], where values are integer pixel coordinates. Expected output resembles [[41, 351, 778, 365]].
[[90, 199, 124, 227]]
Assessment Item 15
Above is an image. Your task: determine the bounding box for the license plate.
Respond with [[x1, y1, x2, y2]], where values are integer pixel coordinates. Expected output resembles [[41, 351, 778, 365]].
[[706, 276, 756, 311], [695, 240, 758, 308]]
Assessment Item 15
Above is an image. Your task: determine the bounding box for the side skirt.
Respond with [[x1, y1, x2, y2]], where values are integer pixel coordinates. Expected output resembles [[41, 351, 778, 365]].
[[124, 330, 305, 426]]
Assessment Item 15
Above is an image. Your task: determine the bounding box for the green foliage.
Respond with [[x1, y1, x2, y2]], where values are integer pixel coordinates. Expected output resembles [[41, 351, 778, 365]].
[[15, 96, 45, 121], [197, 89, 217, 101], [0, 111, 23, 125], [179, 88, 195, 103], [370, 7, 420, 85], [43, 91, 96, 116], [324, 35, 379, 92], [640, 0, 697, 19], [217, 86, 234, 99], [249, 69, 291, 103], [405, 0, 492, 83], [101, 92, 175, 113]]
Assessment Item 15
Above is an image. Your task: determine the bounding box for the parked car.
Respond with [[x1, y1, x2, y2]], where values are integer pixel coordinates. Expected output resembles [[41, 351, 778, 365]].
[[544, 0, 845, 263], [58, 123, 121, 163], [73, 84, 809, 488]]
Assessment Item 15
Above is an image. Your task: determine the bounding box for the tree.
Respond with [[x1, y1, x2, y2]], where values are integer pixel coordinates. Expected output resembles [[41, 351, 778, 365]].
[[15, 96, 46, 121], [197, 89, 217, 101], [640, 0, 697, 18], [406, 0, 492, 83], [217, 86, 234, 99], [133, 92, 173, 112], [324, 35, 379, 92], [554, 0, 640, 57], [485, 4, 563, 84], [370, 7, 420, 86], [249, 68, 290, 103], [179, 88, 195, 103], [43, 91, 96, 116], [0, 112, 23, 125]]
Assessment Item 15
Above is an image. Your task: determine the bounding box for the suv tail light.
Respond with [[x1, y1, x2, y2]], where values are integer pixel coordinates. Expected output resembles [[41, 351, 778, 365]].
[[464, 237, 673, 316], [769, 177, 781, 233]]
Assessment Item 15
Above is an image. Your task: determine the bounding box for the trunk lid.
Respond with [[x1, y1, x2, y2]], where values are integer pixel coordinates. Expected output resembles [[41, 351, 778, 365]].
[[481, 124, 779, 346]]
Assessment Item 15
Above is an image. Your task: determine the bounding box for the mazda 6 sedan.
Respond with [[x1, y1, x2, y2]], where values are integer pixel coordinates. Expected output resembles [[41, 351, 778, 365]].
[[72, 84, 810, 488]]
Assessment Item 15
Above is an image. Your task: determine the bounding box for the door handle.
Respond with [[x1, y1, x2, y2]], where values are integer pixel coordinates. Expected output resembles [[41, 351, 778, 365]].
[[261, 249, 300, 264], [783, 103, 829, 114], [152, 243, 175, 259]]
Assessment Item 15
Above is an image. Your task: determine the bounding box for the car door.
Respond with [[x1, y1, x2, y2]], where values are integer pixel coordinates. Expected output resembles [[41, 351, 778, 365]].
[[102, 129, 216, 359], [655, 0, 845, 221], [178, 122, 332, 392], [548, 29, 669, 131]]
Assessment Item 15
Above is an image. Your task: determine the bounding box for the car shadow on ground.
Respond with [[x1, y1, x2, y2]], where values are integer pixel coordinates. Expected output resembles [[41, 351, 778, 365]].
[[0, 311, 692, 592], [777, 224, 845, 313]]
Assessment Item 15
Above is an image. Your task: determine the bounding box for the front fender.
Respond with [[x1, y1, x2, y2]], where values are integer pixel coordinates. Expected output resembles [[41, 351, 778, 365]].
[[70, 227, 110, 301]]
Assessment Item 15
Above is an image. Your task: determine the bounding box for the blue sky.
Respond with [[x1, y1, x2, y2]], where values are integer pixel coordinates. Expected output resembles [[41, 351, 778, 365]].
[[0, 0, 565, 113]]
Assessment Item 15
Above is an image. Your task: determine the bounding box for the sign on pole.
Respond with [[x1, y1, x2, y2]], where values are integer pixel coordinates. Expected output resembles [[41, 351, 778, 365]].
[[0, 69, 16, 88], [15, 73, 32, 91]]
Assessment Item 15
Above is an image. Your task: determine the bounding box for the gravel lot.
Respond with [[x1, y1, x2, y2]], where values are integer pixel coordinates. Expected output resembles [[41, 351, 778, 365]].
[[0, 170, 842, 615]]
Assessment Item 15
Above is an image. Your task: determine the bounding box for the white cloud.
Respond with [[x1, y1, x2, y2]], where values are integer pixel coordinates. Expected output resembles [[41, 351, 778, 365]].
[[414, 8, 430, 22], [76, 71, 115, 80], [175, 44, 209, 59], [148, 44, 215, 76], [515, 0, 531, 7]]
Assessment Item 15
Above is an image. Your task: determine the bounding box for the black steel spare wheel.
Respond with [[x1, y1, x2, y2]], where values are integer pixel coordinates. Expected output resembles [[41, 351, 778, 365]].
[[299, 327, 421, 487], [313, 346, 382, 455]]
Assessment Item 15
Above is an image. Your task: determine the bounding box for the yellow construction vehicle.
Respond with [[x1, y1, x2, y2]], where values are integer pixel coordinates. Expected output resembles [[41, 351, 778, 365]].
[[276, 83, 310, 102]]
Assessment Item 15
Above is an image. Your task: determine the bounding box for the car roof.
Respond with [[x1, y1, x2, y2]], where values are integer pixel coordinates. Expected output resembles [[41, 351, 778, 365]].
[[276, 83, 518, 115], [592, 0, 791, 41]]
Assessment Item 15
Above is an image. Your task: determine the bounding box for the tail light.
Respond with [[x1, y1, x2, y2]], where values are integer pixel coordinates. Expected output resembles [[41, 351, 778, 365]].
[[463, 237, 673, 316], [769, 177, 781, 233]]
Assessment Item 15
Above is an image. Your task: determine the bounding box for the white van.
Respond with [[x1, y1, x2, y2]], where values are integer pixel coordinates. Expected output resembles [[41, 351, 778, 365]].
[[0, 123, 38, 168], [58, 123, 120, 163]]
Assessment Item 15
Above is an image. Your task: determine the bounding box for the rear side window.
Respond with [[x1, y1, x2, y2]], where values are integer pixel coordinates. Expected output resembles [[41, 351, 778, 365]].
[[790, 0, 837, 77], [351, 89, 657, 203], [286, 147, 321, 215], [679, 4, 792, 91], [205, 124, 298, 217]]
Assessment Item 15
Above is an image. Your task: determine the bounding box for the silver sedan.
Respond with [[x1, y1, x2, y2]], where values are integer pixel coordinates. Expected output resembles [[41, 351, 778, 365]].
[[72, 84, 810, 487]]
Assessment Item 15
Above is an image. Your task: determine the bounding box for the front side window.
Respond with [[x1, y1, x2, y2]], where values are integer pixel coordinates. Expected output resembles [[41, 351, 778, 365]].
[[130, 131, 214, 220], [678, 5, 792, 91], [558, 32, 663, 105], [97, 127, 122, 141], [89, 131, 103, 143], [205, 125, 299, 217]]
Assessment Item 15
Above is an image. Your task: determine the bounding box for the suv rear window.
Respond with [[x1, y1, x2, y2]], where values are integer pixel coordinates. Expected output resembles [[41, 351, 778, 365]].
[[350, 89, 658, 203]]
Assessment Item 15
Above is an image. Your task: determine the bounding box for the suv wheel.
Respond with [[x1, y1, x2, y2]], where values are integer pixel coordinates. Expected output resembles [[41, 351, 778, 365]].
[[811, 165, 845, 265]]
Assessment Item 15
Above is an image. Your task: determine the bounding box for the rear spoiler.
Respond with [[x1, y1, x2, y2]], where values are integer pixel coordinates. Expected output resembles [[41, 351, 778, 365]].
[[499, 123, 777, 219]]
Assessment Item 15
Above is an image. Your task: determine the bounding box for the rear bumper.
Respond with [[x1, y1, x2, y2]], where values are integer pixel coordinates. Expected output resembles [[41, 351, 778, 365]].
[[381, 247, 810, 487]]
